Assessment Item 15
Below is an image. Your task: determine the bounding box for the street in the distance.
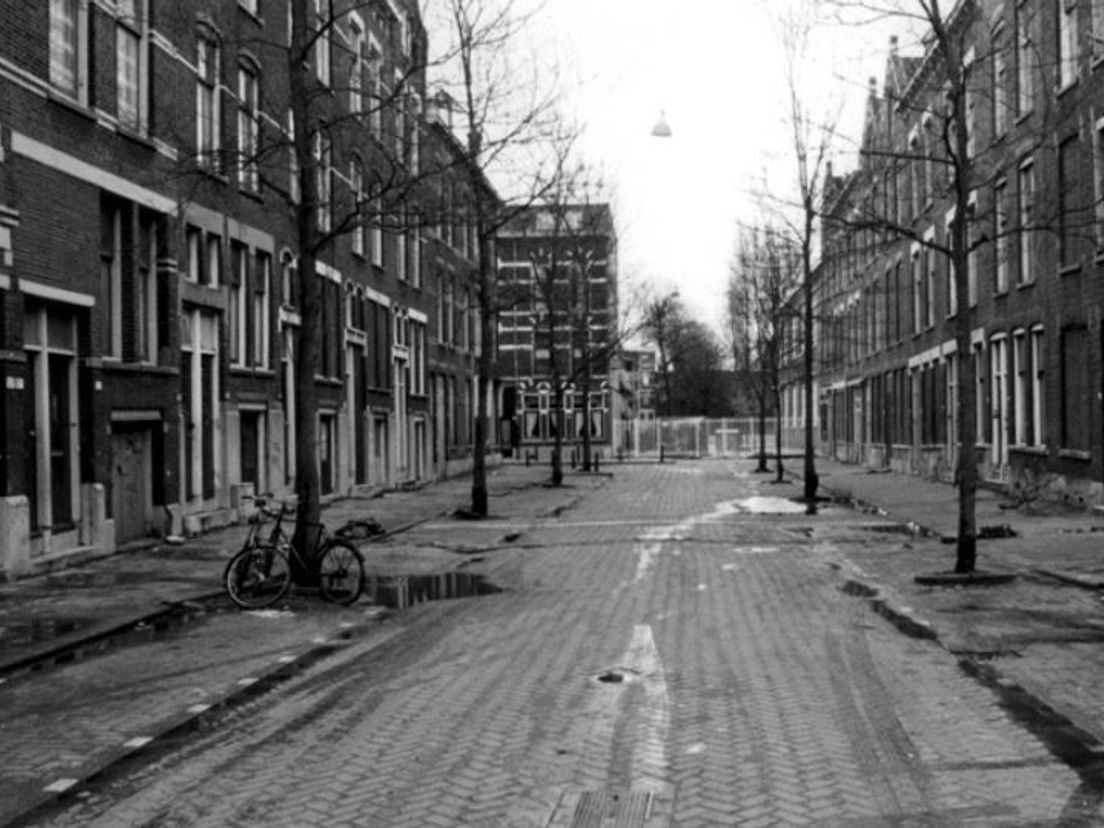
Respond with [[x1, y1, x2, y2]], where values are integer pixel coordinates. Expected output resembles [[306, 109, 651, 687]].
[[19, 460, 1104, 827]]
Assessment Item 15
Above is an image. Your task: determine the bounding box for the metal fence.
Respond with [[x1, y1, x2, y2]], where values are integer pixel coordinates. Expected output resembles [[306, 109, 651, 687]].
[[611, 417, 810, 460]]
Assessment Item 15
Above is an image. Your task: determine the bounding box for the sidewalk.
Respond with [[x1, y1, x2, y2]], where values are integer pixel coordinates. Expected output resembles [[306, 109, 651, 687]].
[[0, 462, 571, 826], [805, 457, 1104, 748]]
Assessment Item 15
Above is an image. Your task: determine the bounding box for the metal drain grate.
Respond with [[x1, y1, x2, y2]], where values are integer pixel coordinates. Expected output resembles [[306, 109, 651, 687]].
[[569, 790, 653, 827]]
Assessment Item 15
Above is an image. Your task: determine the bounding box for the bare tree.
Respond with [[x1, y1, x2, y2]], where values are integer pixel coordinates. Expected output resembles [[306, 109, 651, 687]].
[[726, 226, 801, 480], [817, 0, 1088, 572], [430, 0, 562, 515]]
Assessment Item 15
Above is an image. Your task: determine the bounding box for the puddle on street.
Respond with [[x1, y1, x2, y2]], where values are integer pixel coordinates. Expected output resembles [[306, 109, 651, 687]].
[[734, 496, 822, 515], [363, 572, 502, 610], [0, 617, 95, 649]]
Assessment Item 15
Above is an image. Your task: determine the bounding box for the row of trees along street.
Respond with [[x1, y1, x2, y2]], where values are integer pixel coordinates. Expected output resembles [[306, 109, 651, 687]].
[[728, 0, 1095, 576], [186, 0, 596, 581]]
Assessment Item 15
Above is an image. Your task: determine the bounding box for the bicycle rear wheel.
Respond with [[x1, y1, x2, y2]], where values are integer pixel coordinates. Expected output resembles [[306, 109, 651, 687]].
[[318, 539, 365, 605], [225, 544, 291, 609]]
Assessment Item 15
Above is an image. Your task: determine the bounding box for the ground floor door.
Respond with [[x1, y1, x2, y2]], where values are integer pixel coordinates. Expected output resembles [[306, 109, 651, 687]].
[[112, 424, 153, 543]]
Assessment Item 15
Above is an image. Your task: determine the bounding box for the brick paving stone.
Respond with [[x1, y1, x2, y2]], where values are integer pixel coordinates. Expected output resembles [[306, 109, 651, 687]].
[[17, 460, 1099, 826]]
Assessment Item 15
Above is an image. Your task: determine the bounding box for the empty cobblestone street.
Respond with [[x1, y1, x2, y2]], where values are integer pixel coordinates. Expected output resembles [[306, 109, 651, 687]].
[[29, 461, 1094, 826]]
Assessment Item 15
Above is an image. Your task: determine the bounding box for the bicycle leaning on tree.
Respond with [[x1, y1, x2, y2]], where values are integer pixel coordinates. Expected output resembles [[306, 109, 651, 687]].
[[223, 498, 366, 609]]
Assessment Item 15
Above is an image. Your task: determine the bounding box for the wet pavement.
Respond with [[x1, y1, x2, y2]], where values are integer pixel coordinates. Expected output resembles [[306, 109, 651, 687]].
[[2, 456, 1104, 825]]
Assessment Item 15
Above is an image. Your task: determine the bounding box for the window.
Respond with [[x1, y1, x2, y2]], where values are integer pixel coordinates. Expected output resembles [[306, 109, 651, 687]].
[[1060, 325, 1089, 449], [349, 16, 365, 114], [370, 197, 383, 266], [207, 233, 222, 287], [1058, 0, 1079, 88], [994, 179, 1010, 293], [237, 62, 260, 191], [368, 37, 382, 138], [1012, 329, 1028, 445], [253, 251, 271, 368], [411, 228, 421, 288], [409, 94, 421, 173], [50, 0, 87, 102], [281, 252, 298, 308], [1017, 160, 1035, 284], [1030, 326, 1046, 446], [196, 33, 221, 170], [924, 246, 936, 328], [116, 0, 147, 132], [1016, 1, 1034, 114], [230, 243, 247, 365], [912, 249, 924, 334], [1093, 0, 1104, 59], [1058, 136, 1079, 268], [136, 210, 161, 363], [351, 157, 366, 256], [101, 205, 123, 359], [397, 218, 407, 282], [1095, 116, 1104, 249], [313, 0, 330, 86], [287, 109, 299, 202], [992, 27, 1009, 138], [314, 134, 332, 233]]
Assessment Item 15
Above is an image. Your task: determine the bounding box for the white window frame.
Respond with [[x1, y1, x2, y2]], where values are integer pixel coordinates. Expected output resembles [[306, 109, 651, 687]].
[[1059, 0, 1079, 89], [349, 14, 365, 114], [1030, 325, 1046, 447], [314, 133, 332, 233], [1017, 159, 1035, 284], [1093, 0, 1104, 60], [49, 0, 89, 104], [253, 251, 271, 368], [313, 0, 331, 86], [351, 157, 365, 257], [237, 61, 260, 192], [995, 178, 1010, 293], [196, 32, 221, 171], [115, 0, 149, 133], [370, 197, 383, 267]]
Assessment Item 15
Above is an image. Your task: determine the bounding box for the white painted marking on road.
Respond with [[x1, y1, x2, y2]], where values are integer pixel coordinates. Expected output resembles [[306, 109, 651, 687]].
[[624, 625, 671, 789], [44, 778, 79, 793], [311, 636, 328, 644], [339, 621, 355, 629], [237, 677, 258, 687], [277, 654, 296, 664], [684, 742, 706, 756], [721, 563, 741, 572], [697, 584, 707, 591], [123, 736, 153, 749], [186, 703, 211, 714]]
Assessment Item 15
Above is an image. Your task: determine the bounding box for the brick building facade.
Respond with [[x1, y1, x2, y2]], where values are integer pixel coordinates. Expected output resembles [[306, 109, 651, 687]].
[[0, 0, 498, 576], [793, 0, 1104, 507], [495, 203, 619, 457]]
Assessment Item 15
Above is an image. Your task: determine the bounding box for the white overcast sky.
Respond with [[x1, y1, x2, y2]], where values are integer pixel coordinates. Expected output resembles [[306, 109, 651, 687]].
[[427, 0, 916, 334], [525, 0, 914, 333]]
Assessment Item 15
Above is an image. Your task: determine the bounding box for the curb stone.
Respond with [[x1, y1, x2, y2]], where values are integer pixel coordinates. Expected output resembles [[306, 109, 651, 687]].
[[5, 610, 392, 828]]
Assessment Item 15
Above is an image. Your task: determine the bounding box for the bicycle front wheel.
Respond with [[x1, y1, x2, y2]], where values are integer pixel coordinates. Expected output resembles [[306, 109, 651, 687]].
[[318, 539, 365, 605], [225, 544, 291, 609]]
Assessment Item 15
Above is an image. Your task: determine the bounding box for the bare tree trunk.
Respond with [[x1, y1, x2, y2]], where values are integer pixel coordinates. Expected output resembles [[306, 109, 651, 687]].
[[801, 222, 819, 501], [289, 0, 321, 580], [471, 225, 493, 517]]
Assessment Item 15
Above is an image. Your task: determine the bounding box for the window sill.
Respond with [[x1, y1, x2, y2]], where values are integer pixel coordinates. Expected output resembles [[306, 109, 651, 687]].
[[1014, 110, 1033, 126], [1055, 79, 1079, 99], [229, 365, 276, 378], [1010, 445, 1047, 456], [1015, 279, 1035, 291], [94, 359, 177, 376], [239, 186, 264, 203], [1058, 263, 1081, 277], [117, 125, 155, 150], [1058, 448, 1091, 461], [47, 89, 95, 121]]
